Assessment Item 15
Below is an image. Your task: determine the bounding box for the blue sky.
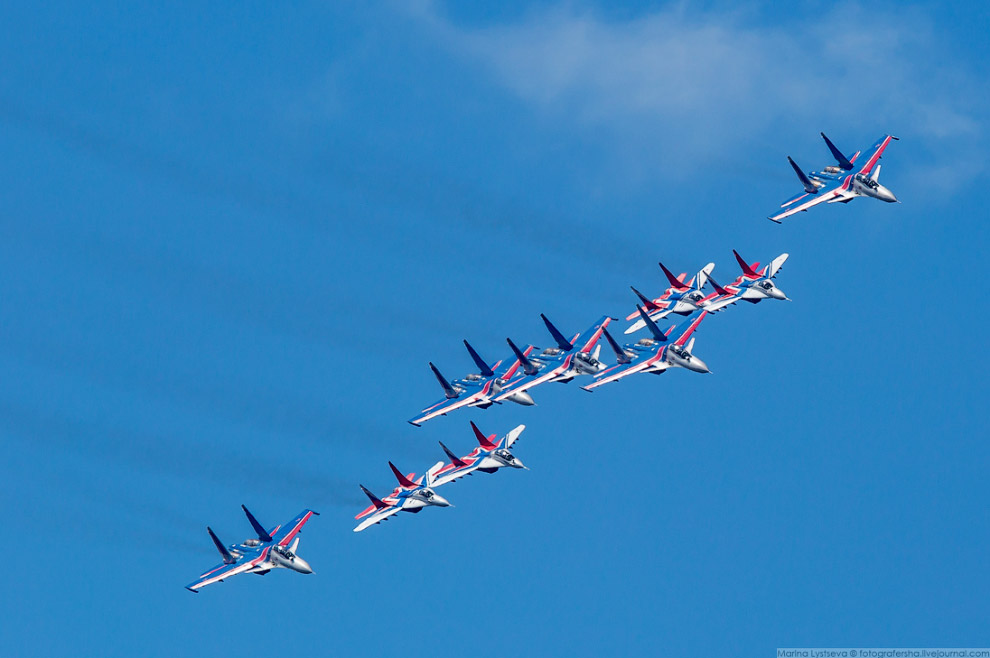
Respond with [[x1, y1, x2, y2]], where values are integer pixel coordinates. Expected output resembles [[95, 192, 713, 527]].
[[1, 1, 987, 656]]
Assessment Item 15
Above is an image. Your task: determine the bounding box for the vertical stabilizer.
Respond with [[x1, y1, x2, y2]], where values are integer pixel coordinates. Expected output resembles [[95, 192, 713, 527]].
[[463, 341, 495, 377], [541, 314, 574, 351], [208, 527, 236, 564], [388, 462, 420, 489], [636, 305, 668, 342], [241, 505, 273, 543]]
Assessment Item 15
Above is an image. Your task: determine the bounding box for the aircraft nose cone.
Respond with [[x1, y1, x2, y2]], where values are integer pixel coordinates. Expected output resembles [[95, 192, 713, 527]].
[[509, 391, 535, 406], [686, 357, 711, 374], [292, 557, 314, 574], [769, 287, 787, 301], [879, 187, 897, 203], [432, 494, 452, 507], [513, 458, 528, 470]]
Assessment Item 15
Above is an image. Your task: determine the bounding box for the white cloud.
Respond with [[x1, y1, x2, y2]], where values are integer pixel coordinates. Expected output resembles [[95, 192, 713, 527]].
[[413, 3, 986, 189]]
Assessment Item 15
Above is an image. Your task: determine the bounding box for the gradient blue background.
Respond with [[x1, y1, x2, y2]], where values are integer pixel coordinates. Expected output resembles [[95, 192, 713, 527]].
[[1, 2, 987, 656]]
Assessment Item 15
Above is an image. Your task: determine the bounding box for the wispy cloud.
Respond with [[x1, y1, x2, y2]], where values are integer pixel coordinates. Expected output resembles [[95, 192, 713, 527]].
[[413, 3, 987, 189]]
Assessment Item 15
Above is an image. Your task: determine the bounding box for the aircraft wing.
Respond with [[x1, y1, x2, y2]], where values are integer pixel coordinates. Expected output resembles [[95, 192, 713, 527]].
[[572, 316, 612, 353], [432, 459, 481, 487], [671, 311, 707, 346], [353, 505, 403, 532], [504, 424, 525, 448], [856, 135, 896, 176], [185, 547, 271, 592], [769, 180, 849, 222], [270, 510, 318, 547], [581, 349, 664, 391], [408, 379, 496, 426], [701, 293, 740, 313], [492, 354, 573, 402]]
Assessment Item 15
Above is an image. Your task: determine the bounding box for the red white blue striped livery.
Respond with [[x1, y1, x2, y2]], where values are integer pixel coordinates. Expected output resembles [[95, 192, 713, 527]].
[[769, 133, 898, 223], [584, 309, 711, 391], [186, 507, 318, 592], [493, 314, 612, 404]]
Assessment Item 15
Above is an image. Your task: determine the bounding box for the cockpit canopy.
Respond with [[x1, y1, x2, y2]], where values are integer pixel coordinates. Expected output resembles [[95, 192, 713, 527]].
[[420, 489, 435, 499], [855, 173, 879, 189], [541, 347, 563, 356], [464, 373, 483, 381], [760, 281, 774, 290], [495, 449, 513, 461], [244, 538, 261, 547], [636, 338, 655, 347]]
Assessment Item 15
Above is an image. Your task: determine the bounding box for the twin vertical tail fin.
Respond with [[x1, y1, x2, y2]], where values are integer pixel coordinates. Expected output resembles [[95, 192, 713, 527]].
[[359, 485, 389, 510], [208, 527, 236, 564], [707, 274, 731, 297], [630, 286, 661, 311], [470, 421, 499, 450], [541, 314, 574, 351], [507, 338, 540, 376], [658, 261, 691, 291], [429, 362, 459, 399], [388, 462, 420, 489], [463, 341, 495, 378], [732, 250, 760, 278], [602, 327, 631, 364], [241, 505, 273, 543], [788, 156, 819, 194], [636, 305, 668, 342], [820, 132, 854, 170], [439, 441, 467, 467]]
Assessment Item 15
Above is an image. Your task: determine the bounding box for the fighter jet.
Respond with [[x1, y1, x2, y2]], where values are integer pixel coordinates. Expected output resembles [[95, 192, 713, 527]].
[[433, 421, 528, 486], [583, 309, 710, 391], [409, 340, 538, 427], [769, 133, 899, 223], [186, 506, 319, 592], [492, 314, 612, 404], [702, 250, 789, 313], [354, 460, 451, 532], [624, 261, 715, 334]]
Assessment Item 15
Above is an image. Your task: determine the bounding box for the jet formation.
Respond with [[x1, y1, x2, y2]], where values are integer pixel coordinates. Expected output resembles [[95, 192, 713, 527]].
[[355, 423, 526, 532], [187, 132, 900, 587], [769, 133, 898, 223], [410, 250, 789, 425]]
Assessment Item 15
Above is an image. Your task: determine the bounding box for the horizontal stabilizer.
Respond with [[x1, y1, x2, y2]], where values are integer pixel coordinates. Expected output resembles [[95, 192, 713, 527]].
[[389, 462, 419, 489], [208, 527, 236, 564], [788, 156, 819, 194], [429, 362, 459, 399], [821, 132, 853, 170], [241, 505, 273, 543], [541, 314, 574, 351], [463, 340, 495, 378]]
